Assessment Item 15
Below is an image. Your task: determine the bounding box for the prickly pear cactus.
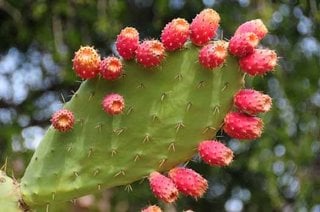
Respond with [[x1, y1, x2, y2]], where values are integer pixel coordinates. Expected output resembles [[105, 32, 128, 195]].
[[0, 9, 277, 211]]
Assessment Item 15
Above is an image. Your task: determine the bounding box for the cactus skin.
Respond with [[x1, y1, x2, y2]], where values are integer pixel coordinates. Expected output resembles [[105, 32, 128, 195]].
[[20, 43, 244, 206], [0, 171, 25, 212], [198, 140, 234, 167], [224, 112, 263, 140], [148, 172, 178, 203], [168, 167, 208, 198]]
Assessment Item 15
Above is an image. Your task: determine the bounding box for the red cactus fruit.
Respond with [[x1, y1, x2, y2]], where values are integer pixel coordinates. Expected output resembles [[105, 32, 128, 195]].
[[198, 140, 234, 167], [116, 27, 139, 60], [229, 32, 259, 57], [235, 19, 268, 40], [141, 205, 162, 212], [198, 40, 228, 69], [149, 172, 179, 203], [102, 93, 125, 115], [99, 56, 123, 80], [51, 109, 75, 132], [234, 89, 272, 115], [168, 167, 208, 198], [72, 46, 101, 79], [239, 49, 277, 76], [161, 18, 190, 51], [223, 112, 263, 140], [136, 40, 165, 68], [190, 8, 220, 46]]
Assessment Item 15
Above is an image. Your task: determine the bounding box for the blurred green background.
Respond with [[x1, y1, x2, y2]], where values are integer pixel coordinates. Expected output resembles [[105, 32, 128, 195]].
[[0, 0, 319, 211]]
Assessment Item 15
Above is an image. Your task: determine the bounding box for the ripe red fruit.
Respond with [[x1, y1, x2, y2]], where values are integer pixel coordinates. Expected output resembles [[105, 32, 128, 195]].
[[51, 109, 75, 132], [229, 32, 259, 57], [102, 93, 125, 115], [198, 40, 228, 69], [72, 46, 101, 79], [116, 27, 139, 60], [168, 167, 208, 198], [161, 18, 190, 51], [239, 49, 277, 76], [141, 205, 162, 212], [235, 19, 268, 40], [136, 40, 165, 68], [190, 8, 220, 46], [223, 112, 263, 140], [149, 172, 179, 203], [99, 56, 123, 80], [234, 89, 272, 115], [198, 140, 234, 167]]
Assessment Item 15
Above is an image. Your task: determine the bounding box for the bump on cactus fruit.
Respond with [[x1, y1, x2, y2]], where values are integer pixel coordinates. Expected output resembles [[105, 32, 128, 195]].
[[199, 40, 228, 69], [190, 8, 220, 46], [99, 56, 123, 80], [50, 109, 75, 132], [234, 19, 268, 40], [168, 167, 208, 198], [198, 140, 234, 166], [161, 18, 190, 51], [141, 205, 162, 212], [148, 172, 179, 203], [72, 46, 101, 79], [102, 93, 125, 115], [239, 49, 277, 76], [234, 89, 272, 115], [224, 112, 263, 140], [116, 27, 139, 60], [136, 40, 165, 67], [229, 32, 259, 57]]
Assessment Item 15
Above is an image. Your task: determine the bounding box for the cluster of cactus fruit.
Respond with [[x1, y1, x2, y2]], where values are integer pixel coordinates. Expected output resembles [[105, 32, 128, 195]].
[[0, 8, 277, 212]]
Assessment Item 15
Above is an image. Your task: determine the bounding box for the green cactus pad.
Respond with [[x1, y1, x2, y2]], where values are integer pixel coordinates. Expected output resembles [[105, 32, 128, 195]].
[[0, 171, 24, 212], [21, 43, 244, 206]]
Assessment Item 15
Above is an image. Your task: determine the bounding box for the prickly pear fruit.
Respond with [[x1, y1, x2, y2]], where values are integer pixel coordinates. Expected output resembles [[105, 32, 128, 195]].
[[161, 18, 190, 51], [223, 112, 263, 140], [50, 109, 75, 132], [198, 40, 228, 69], [141, 205, 162, 212], [198, 140, 234, 166], [149, 172, 178, 203], [116, 27, 139, 60], [229, 32, 259, 57], [72, 46, 101, 79], [168, 167, 208, 198], [136, 40, 165, 67], [190, 9, 220, 46], [99, 56, 123, 80], [239, 49, 277, 76], [234, 89, 272, 115], [234, 19, 268, 40], [102, 93, 125, 115]]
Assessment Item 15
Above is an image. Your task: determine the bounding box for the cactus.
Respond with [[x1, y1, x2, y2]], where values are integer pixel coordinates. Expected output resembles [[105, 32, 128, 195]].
[[0, 8, 277, 211]]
